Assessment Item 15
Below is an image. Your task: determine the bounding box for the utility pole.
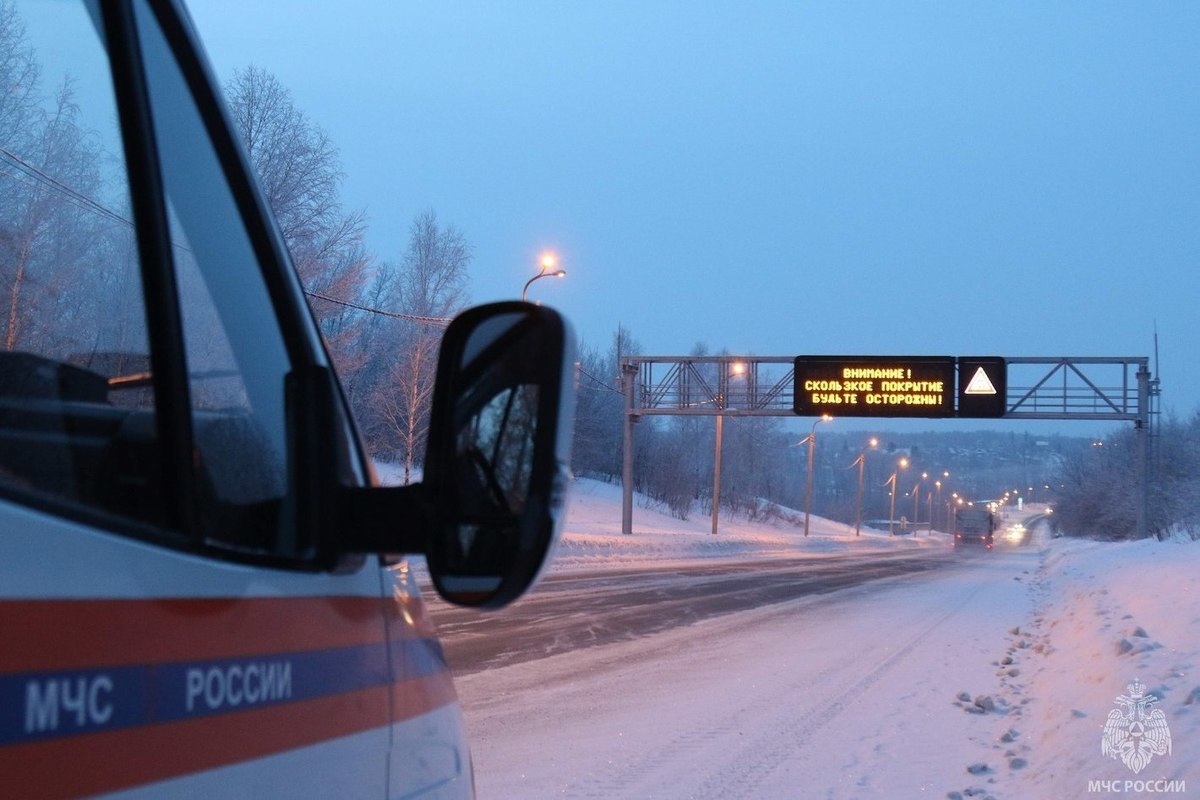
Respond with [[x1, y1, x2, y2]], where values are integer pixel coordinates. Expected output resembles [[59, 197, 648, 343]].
[[711, 414, 724, 535]]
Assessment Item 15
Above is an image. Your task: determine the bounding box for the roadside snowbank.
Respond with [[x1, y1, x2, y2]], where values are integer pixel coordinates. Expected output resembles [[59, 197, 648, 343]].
[[1003, 536, 1200, 797]]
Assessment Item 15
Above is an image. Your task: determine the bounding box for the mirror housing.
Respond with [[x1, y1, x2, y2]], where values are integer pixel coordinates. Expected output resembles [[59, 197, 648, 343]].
[[336, 301, 575, 606], [421, 301, 575, 607]]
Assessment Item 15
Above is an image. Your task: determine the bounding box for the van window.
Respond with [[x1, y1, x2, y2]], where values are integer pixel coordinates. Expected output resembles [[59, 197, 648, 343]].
[[0, 0, 296, 556], [0, 1, 164, 524], [133, 0, 294, 553]]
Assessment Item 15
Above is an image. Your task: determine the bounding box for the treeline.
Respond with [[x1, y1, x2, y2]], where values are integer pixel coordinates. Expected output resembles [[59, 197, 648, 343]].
[[1053, 413, 1200, 540]]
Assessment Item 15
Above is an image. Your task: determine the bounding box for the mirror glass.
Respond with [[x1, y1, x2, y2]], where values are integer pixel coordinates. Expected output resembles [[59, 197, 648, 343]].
[[459, 385, 539, 518]]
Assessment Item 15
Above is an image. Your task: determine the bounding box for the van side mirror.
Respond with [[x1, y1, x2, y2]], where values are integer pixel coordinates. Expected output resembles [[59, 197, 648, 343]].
[[421, 302, 575, 608]]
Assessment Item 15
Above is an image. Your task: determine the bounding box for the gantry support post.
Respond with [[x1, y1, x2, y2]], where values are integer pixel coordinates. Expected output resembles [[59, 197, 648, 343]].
[[621, 361, 638, 535]]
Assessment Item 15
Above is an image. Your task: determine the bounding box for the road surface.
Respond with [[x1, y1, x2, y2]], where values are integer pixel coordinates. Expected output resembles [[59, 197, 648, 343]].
[[428, 546, 965, 675]]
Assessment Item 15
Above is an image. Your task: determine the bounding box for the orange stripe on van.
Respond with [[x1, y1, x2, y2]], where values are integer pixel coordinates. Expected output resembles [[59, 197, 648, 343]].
[[0, 597, 393, 671]]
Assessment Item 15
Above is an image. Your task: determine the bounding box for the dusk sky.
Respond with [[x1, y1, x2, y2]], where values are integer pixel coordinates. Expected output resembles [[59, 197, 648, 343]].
[[186, 2, 1200, 437]]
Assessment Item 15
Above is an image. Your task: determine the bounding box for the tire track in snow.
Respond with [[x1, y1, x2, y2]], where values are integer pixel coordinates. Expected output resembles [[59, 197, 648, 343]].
[[692, 580, 988, 799], [551, 572, 987, 800]]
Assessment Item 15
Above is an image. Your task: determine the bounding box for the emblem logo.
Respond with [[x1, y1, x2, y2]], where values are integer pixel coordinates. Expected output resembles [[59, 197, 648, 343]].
[[1101, 679, 1172, 774]]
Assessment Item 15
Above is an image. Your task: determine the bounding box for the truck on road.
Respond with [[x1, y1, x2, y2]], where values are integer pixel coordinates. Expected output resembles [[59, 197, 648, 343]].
[[954, 508, 996, 549]]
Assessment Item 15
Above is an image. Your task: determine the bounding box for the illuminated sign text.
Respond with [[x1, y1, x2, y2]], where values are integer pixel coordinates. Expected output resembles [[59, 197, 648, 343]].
[[793, 356, 956, 418]]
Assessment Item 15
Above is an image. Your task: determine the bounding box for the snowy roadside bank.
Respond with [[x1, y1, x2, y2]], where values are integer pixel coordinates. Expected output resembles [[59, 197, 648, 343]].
[[1001, 536, 1200, 798]]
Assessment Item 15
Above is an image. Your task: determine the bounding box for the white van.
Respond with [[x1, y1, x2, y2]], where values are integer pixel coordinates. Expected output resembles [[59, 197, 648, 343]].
[[0, 1, 574, 796]]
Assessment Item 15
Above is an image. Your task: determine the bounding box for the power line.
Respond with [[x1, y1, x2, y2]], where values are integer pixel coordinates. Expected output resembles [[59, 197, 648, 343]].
[[1, 147, 454, 329], [577, 365, 622, 395], [303, 289, 453, 327], [0, 146, 131, 229]]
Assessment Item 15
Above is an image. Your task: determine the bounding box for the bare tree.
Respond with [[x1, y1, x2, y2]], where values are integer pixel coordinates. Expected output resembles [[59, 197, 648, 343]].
[[365, 211, 471, 480], [224, 65, 371, 374], [2, 73, 119, 359], [372, 329, 440, 482], [572, 341, 623, 479], [0, 1, 39, 150]]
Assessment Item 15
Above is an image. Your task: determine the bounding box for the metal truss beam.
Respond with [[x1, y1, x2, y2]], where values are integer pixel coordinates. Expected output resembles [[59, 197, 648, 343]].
[[623, 355, 1150, 423], [625, 356, 796, 416], [1004, 357, 1148, 421]]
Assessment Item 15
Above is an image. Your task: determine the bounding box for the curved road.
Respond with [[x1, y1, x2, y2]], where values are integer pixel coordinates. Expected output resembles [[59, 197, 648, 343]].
[[427, 547, 969, 675]]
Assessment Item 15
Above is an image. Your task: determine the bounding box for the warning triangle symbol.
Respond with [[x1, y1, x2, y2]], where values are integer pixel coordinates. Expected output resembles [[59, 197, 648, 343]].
[[964, 366, 997, 395]]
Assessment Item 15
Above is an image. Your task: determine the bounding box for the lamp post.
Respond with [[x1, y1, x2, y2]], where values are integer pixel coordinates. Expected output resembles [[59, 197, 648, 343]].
[[931, 479, 942, 532], [798, 415, 832, 537], [912, 471, 928, 528], [522, 252, 566, 302], [849, 437, 878, 536], [711, 362, 745, 536], [885, 457, 909, 535]]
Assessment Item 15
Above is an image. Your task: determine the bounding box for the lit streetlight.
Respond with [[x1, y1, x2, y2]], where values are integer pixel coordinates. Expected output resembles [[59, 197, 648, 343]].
[[797, 415, 833, 537], [849, 437, 878, 536], [522, 252, 567, 302]]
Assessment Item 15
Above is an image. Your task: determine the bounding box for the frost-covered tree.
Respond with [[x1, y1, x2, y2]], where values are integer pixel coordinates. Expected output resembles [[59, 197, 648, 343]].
[[572, 326, 639, 481], [0, 2, 125, 363], [224, 65, 370, 374], [362, 211, 470, 480], [1053, 414, 1200, 540]]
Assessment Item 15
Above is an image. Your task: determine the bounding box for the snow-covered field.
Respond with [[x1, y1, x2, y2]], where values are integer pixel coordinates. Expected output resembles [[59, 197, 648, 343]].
[[451, 478, 1200, 799]]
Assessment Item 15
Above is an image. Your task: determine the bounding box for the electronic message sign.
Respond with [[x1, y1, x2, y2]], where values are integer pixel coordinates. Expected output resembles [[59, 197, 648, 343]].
[[793, 356, 957, 418]]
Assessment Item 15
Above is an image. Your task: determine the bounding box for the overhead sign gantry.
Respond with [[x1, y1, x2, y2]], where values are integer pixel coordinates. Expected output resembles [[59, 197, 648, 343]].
[[619, 354, 1156, 537]]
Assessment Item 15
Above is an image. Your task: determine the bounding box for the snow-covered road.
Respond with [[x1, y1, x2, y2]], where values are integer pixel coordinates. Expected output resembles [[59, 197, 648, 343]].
[[437, 480, 1200, 798]]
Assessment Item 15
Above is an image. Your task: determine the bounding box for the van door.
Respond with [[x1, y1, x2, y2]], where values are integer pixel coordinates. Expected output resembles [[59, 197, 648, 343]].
[[0, 1, 391, 795]]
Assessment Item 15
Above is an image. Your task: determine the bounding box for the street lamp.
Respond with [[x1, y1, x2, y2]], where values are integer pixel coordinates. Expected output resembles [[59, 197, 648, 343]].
[[797, 415, 832, 537], [849, 436, 878, 536], [712, 361, 749, 535], [522, 252, 567, 302], [885, 456, 909, 535]]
